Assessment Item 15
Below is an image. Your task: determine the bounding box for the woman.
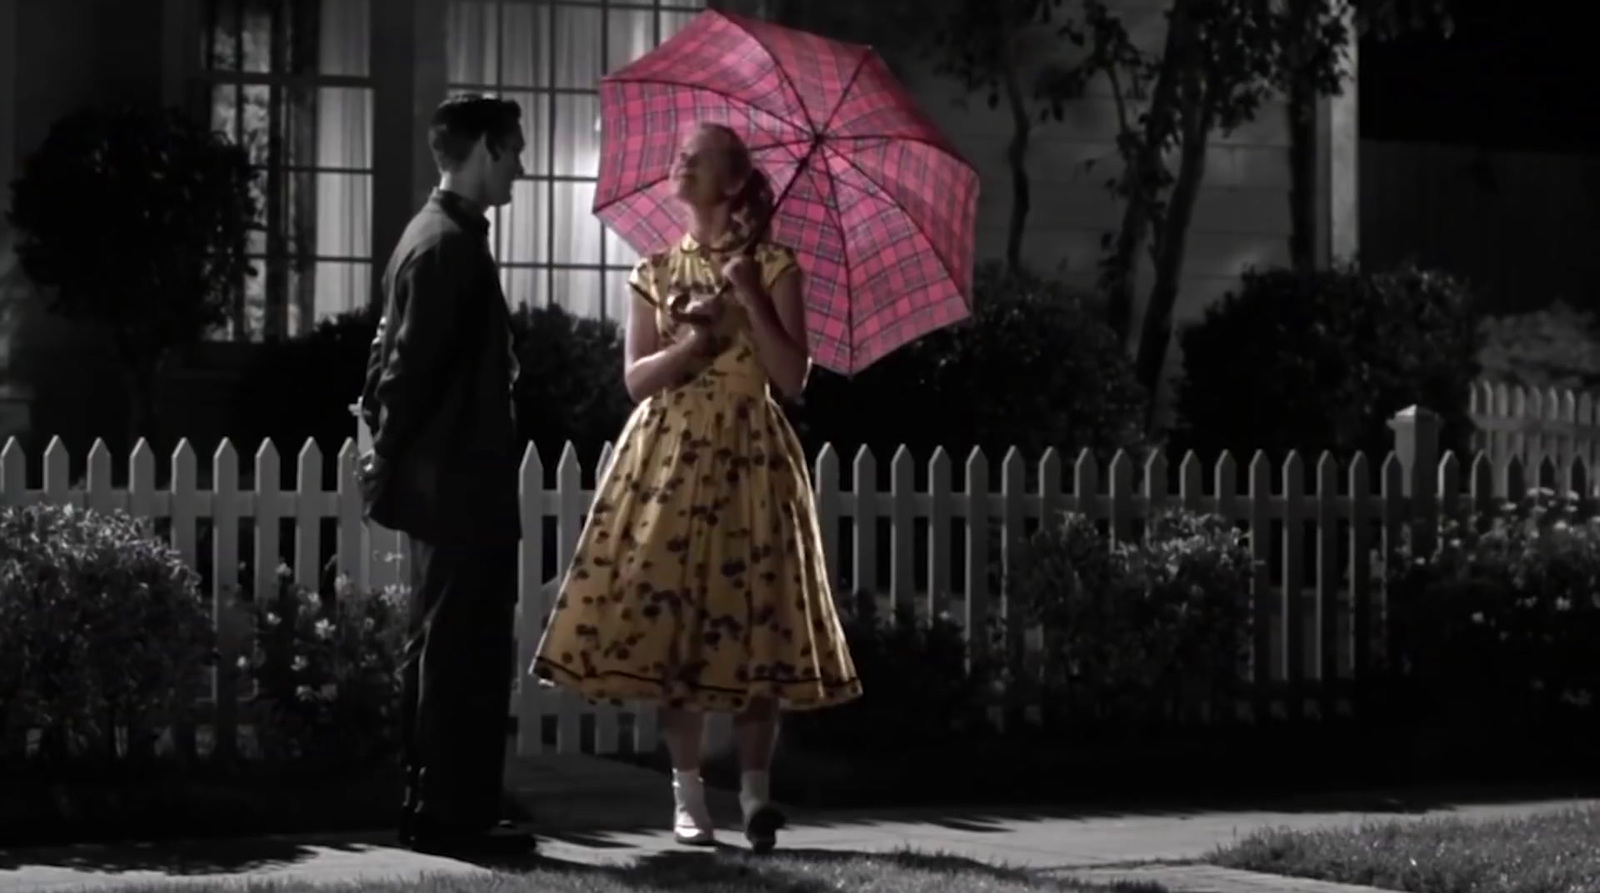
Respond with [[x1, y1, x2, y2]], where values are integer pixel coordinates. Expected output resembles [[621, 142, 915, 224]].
[[530, 122, 861, 852]]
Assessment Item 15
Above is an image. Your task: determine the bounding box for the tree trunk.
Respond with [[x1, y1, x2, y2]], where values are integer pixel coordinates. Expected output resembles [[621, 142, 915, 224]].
[[1001, 54, 1033, 273], [1284, 0, 1320, 272], [1134, 97, 1214, 426], [1101, 0, 1193, 347], [1286, 82, 1318, 272]]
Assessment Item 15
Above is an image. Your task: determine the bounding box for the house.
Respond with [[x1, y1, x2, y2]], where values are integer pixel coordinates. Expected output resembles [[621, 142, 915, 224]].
[[0, 0, 1356, 454]]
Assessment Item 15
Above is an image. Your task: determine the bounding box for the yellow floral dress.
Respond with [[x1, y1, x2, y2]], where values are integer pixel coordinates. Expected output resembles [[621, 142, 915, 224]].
[[530, 231, 862, 713]]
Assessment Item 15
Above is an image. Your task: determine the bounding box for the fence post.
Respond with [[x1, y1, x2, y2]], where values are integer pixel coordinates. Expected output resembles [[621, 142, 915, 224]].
[[1387, 405, 1440, 558]]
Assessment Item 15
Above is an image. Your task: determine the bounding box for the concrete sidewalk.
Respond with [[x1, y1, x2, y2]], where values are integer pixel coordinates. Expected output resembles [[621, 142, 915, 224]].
[[0, 759, 1594, 893]]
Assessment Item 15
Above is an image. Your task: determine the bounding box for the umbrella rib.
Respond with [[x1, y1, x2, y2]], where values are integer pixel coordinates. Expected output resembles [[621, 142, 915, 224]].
[[600, 75, 809, 133], [713, 27, 817, 133], [823, 145, 973, 314], [806, 151, 858, 372], [817, 47, 873, 140]]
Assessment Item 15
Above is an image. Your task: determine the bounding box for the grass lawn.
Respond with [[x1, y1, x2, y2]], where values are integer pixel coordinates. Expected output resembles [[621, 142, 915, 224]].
[[74, 850, 1161, 893], [1210, 804, 1600, 893]]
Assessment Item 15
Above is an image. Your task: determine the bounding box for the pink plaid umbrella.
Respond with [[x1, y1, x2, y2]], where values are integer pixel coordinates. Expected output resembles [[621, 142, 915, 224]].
[[594, 9, 981, 375]]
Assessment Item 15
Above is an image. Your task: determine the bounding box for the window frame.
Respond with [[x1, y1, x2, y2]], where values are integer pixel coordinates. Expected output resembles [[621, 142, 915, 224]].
[[194, 0, 377, 341]]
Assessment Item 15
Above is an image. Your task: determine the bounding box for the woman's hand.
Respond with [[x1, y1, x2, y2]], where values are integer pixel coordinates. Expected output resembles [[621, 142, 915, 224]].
[[722, 254, 763, 304]]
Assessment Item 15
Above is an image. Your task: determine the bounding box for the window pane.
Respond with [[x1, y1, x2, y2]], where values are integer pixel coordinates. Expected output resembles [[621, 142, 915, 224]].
[[211, 83, 241, 144], [317, 0, 370, 77], [498, 1, 550, 89], [500, 92, 549, 175], [241, 0, 272, 73], [605, 228, 638, 267], [447, 0, 502, 86], [660, 9, 701, 40], [314, 172, 373, 259], [552, 93, 600, 177], [244, 258, 269, 339], [553, 268, 603, 319], [494, 180, 549, 265], [315, 87, 374, 169], [604, 266, 634, 323], [241, 84, 272, 165], [606, 8, 655, 73], [551, 181, 601, 265], [206, 0, 240, 71], [553, 4, 602, 90], [289, 260, 372, 332], [503, 266, 547, 311]]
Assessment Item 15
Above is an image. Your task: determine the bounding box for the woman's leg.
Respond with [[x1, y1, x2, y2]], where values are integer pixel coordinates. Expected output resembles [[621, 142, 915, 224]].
[[662, 706, 714, 844], [733, 697, 784, 852]]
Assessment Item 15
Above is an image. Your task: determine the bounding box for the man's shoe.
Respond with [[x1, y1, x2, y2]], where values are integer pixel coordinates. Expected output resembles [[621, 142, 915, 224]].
[[402, 815, 539, 857]]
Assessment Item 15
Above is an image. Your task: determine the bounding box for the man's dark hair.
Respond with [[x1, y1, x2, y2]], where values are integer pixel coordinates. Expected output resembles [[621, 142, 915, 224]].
[[429, 93, 523, 171]]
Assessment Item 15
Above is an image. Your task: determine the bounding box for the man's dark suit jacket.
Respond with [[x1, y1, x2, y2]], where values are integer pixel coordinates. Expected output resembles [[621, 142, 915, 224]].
[[359, 190, 521, 546]]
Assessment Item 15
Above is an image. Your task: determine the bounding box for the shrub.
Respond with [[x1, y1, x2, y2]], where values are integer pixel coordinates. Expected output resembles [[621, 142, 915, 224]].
[[1176, 262, 1482, 463], [793, 262, 1149, 463], [232, 304, 630, 473], [1386, 489, 1600, 733], [240, 570, 408, 771], [232, 309, 378, 459], [1006, 508, 1254, 728], [510, 303, 631, 470], [782, 593, 995, 754], [0, 505, 213, 764], [1477, 300, 1600, 391]]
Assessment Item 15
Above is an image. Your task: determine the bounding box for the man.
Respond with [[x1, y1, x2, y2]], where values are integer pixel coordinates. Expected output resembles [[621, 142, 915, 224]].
[[358, 93, 532, 856]]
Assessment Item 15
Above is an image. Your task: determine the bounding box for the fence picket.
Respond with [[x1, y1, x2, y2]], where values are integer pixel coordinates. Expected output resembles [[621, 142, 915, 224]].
[[515, 444, 547, 757], [293, 442, 322, 591], [963, 447, 989, 665], [853, 446, 877, 601], [212, 441, 242, 763], [43, 437, 69, 506], [888, 446, 915, 617]]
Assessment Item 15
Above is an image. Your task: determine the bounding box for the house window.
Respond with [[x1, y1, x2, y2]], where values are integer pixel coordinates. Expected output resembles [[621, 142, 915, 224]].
[[445, 0, 707, 323], [201, 0, 375, 340]]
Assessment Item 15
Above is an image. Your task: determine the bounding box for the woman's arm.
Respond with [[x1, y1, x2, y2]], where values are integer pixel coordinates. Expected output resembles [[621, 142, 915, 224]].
[[735, 264, 810, 398], [623, 289, 708, 403]]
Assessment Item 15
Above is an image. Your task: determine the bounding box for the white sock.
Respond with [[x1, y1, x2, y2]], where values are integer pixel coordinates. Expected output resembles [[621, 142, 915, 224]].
[[673, 770, 705, 806], [739, 770, 770, 815]]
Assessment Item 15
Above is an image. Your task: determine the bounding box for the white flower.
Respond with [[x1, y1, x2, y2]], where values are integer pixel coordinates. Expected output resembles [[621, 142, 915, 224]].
[[313, 618, 335, 640], [291, 655, 308, 672]]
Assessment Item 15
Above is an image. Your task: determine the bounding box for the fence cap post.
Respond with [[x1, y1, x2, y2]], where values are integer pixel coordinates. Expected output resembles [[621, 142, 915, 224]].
[[1388, 404, 1441, 499]]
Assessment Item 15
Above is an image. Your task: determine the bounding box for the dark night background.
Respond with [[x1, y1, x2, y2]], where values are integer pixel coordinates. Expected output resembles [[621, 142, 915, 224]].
[[1362, 0, 1594, 153]]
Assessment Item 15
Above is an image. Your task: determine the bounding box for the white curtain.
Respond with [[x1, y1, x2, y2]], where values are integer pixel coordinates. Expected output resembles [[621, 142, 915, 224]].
[[304, 0, 373, 332], [445, 0, 704, 322]]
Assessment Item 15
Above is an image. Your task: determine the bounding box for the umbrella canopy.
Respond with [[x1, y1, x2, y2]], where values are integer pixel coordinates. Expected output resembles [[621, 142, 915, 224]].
[[594, 9, 981, 375]]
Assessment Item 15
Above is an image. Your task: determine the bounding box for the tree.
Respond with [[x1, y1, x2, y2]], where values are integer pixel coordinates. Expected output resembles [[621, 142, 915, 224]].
[[8, 104, 257, 445]]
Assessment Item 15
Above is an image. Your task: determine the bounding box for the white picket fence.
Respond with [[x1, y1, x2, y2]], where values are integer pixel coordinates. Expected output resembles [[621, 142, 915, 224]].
[[7, 401, 1566, 759]]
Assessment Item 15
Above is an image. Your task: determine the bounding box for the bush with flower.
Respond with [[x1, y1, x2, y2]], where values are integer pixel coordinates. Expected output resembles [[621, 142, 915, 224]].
[[239, 567, 409, 771], [1006, 508, 1256, 729], [1386, 487, 1600, 732]]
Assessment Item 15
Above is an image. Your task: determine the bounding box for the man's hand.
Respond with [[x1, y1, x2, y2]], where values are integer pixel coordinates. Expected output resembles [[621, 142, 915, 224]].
[[358, 451, 388, 483]]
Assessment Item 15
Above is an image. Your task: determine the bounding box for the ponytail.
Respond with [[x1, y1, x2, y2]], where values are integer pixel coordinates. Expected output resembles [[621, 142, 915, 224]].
[[732, 167, 775, 230]]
